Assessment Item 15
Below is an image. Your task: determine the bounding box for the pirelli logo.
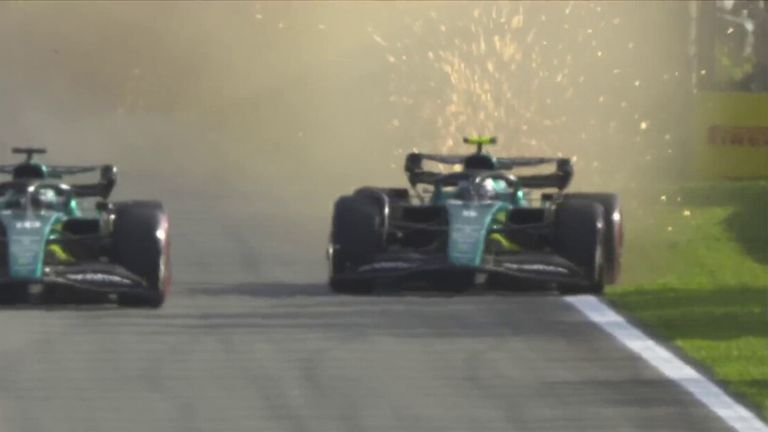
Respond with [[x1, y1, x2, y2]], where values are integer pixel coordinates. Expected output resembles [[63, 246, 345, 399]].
[[708, 126, 768, 147]]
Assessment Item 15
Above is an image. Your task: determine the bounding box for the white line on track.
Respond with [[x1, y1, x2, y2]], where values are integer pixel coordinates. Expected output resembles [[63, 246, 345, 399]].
[[566, 295, 768, 432]]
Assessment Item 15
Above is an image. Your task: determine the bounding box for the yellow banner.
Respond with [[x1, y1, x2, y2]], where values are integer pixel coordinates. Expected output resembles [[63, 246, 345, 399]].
[[695, 92, 768, 178]]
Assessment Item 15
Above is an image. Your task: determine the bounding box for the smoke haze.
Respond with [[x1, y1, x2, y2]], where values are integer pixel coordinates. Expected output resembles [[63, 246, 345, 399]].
[[0, 2, 693, 282]]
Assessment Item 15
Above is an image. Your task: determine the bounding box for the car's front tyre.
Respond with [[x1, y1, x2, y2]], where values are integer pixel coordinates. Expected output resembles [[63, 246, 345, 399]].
[[328, 195, 382, 294], [564, 193, 622, 284], [554, 199, 605, 295], [112, 201, 170, 308]]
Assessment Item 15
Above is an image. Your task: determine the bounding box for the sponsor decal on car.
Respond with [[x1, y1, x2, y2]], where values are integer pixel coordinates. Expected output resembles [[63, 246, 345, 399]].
[[65, 273, 135, 285], [452, 224, 484, 242], [502, 263, 570, 274], [14, 220, 42, 229]]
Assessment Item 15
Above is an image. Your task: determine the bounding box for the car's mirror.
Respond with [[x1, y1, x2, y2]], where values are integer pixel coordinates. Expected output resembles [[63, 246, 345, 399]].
[[404, 153, 423, 174]]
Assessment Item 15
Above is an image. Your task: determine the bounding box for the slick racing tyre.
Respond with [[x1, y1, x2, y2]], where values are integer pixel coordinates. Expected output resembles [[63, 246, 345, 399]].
[[554, 199, 605, 295], [112, 201, 170, 308], [565, 193, 622, 284], [328, 195, 383, 294]]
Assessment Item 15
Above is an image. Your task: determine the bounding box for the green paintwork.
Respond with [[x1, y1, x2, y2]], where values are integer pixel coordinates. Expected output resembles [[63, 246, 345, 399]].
[[0, 181, 98, 280], [0, 211, 63, 278], [427, 167, 530, 265], [445, 200, 510, 266]]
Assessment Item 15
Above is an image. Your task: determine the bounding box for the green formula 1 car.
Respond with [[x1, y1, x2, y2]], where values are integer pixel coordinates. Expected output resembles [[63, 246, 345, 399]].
[[0, 148, 170, 307], [328, 136, 622, 294]]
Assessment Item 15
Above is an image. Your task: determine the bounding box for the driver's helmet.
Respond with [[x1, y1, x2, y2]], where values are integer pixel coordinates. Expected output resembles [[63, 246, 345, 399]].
[[455, 178, 509, 201], [32, 188, 60, 210], [478, 178, 498, 200], [479, 178, 510, 200]]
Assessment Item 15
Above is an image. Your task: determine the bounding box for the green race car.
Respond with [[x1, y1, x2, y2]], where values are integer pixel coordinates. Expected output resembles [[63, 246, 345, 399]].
[[0, 148, 170, 307], [328, 136, 622, 294]]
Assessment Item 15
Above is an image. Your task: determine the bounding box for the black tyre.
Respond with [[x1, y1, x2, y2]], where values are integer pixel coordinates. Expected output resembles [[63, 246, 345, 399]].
[[328, 196, 383, 294], [554, 200, 605, 295], [564, 193, 622, 284], [112, 201, 170, 307]]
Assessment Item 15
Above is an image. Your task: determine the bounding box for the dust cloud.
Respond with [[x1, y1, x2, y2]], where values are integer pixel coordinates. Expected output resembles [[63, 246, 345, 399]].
[[0, 2, 692, 283]]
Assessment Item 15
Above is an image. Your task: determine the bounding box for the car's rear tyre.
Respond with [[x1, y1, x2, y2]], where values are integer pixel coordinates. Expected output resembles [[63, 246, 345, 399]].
[[564, 193, 622, 284], [328, 196, 383, 294], [554, 199, 605, 295], [112, 201, 170, 308]]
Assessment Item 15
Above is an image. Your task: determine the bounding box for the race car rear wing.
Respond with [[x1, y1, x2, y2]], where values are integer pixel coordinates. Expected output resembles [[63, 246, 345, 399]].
[[0, 147, 118, 199], [515, 158, 573, 190], [404, 152, 573, 190], [0, 164, 117, 199], [68, 165, 117, 199]]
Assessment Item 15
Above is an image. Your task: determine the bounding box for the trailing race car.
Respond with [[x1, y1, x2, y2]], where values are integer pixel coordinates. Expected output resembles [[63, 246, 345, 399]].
[[0, 148, 170, 307], [328, 136, 622, 294]]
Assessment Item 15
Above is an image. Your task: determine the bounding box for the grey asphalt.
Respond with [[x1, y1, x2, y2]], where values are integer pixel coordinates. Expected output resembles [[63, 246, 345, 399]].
[[0, 200, 733, 432]]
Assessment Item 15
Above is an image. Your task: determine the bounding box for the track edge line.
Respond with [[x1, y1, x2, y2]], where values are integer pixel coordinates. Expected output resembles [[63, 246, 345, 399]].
[[565, 294, 768, 432]]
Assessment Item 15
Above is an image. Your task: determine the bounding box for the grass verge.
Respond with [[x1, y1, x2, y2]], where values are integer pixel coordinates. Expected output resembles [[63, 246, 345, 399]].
[[607, 180, 768, 419]]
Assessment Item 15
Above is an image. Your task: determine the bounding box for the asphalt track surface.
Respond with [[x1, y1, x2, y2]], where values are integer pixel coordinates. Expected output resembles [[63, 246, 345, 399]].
[[0, 198, 736, 432]]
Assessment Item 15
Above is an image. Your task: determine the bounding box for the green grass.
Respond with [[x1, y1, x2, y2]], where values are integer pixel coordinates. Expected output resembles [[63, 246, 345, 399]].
[[607, 180, 768, 419]]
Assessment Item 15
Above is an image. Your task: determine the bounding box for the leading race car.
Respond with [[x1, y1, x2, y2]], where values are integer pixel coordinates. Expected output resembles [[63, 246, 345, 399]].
[[328, 136, 622, 294], [0, 148, 170, 307]]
